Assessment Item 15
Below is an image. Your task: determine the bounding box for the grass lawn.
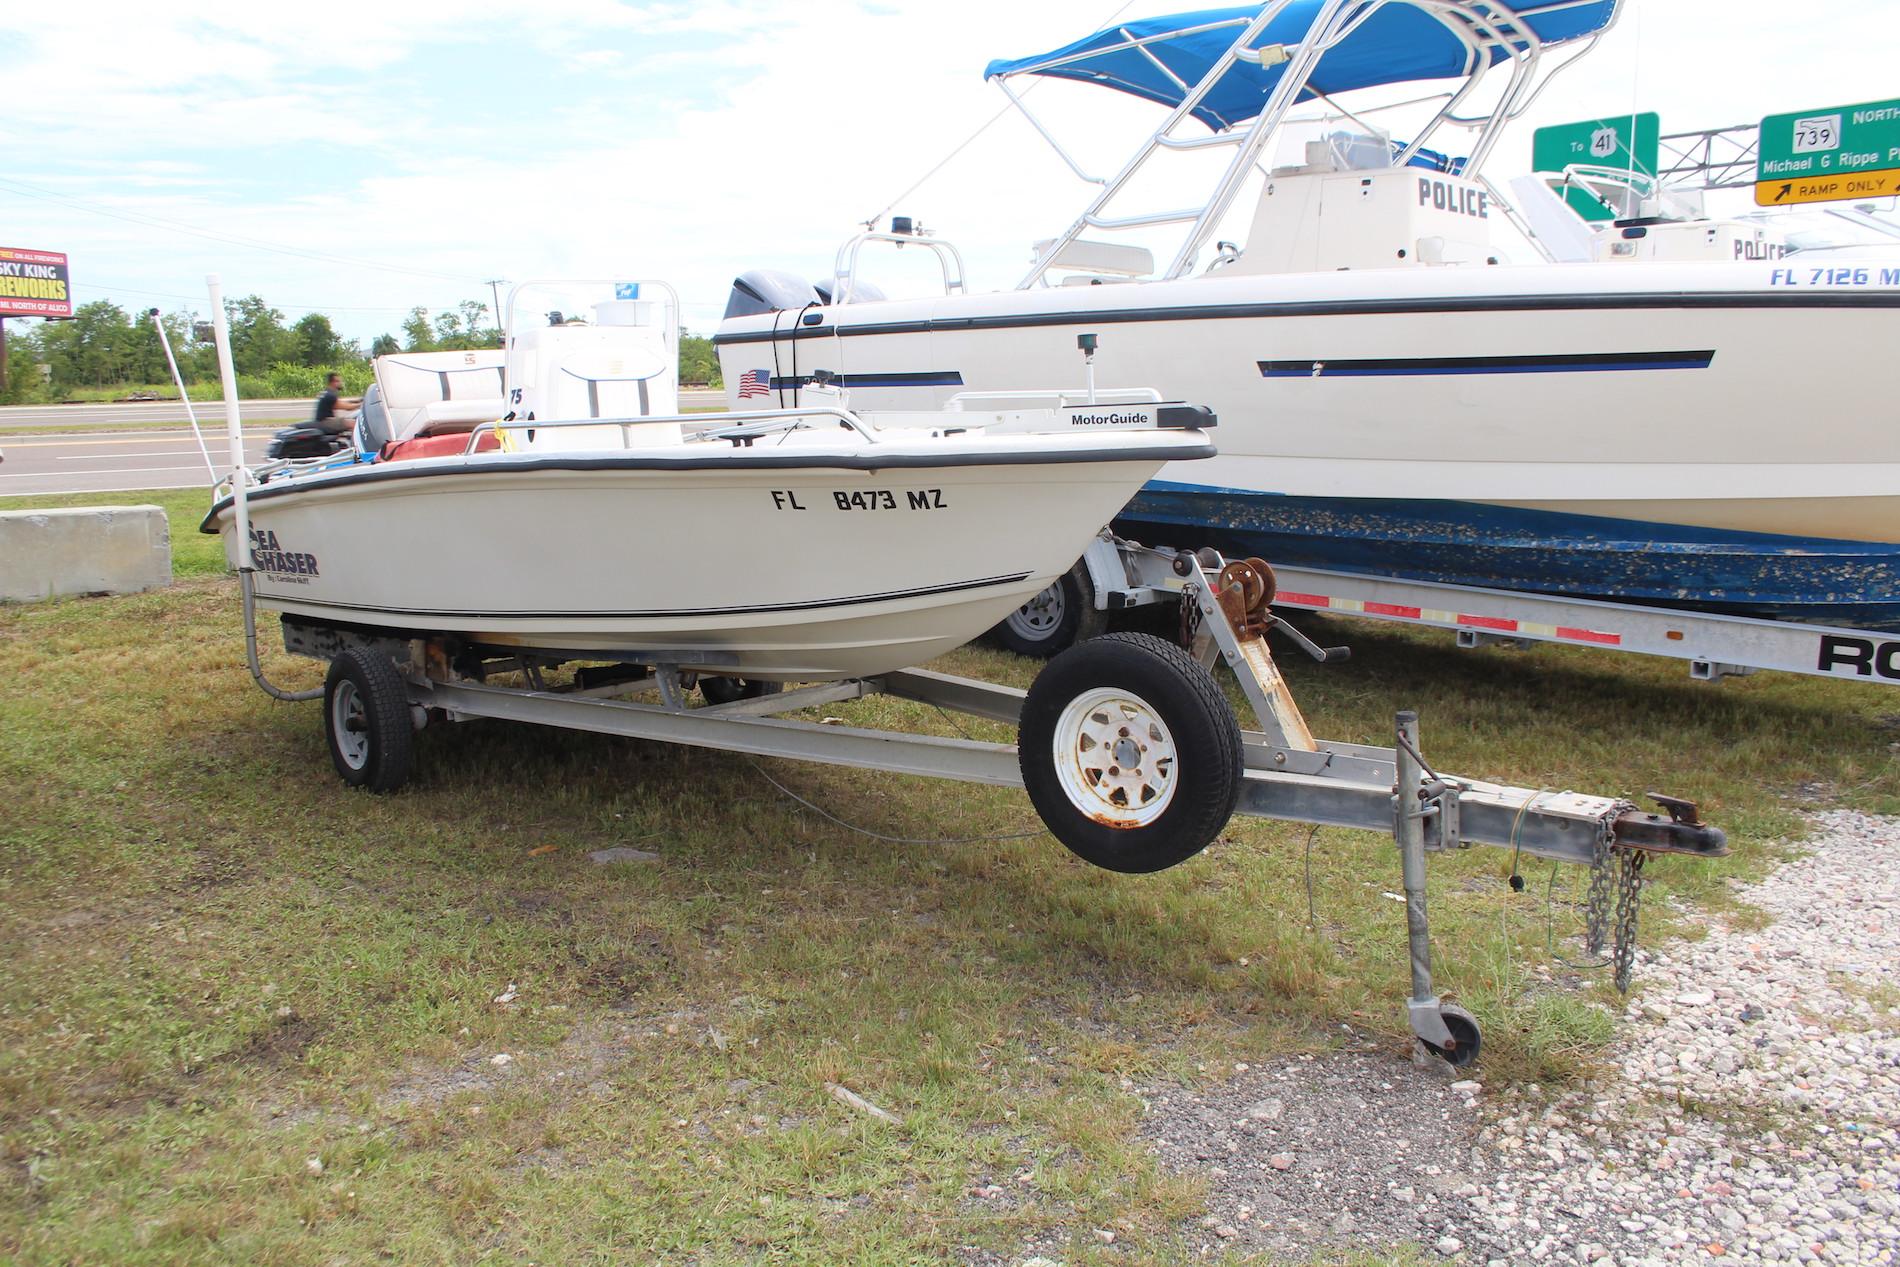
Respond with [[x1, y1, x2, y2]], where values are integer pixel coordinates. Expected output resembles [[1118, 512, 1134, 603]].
[[3, 490, 1896, 1264]]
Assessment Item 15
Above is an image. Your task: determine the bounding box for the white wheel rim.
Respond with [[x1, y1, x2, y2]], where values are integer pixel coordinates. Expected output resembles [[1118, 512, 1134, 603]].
[[1050, 686, 1178, 828], [1007, 581, 1065, 638], [331, 680, 370, 770]]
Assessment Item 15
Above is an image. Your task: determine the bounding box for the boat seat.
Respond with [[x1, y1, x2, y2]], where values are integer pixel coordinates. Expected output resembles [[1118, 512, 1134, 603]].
[[413, 398, 507, 436], [381, 431, 501, 462]]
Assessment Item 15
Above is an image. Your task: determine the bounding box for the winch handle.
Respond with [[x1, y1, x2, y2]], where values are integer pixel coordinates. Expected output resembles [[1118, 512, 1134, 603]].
[[1268, 615, 1352, 664]]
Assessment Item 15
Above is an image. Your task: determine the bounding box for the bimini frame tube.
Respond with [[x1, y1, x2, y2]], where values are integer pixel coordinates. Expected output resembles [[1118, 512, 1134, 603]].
[[206, 273, 323, 704]]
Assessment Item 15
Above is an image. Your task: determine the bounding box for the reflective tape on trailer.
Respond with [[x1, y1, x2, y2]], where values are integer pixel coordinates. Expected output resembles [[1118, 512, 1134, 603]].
[[1276, 590, 1624, 647]]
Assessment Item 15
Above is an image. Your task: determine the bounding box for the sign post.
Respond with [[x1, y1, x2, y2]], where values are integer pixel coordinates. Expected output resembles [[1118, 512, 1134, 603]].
[[1756, 98, 1900, 205], [1530, 113, 1661, 221]]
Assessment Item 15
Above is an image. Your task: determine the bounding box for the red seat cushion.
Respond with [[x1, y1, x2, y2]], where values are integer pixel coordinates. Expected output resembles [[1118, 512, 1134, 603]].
[[381, 432, 500, 462]]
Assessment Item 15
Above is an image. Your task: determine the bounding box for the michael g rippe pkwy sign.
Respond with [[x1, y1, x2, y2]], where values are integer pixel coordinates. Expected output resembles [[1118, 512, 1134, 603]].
[[1757, 98, 1900, 205]]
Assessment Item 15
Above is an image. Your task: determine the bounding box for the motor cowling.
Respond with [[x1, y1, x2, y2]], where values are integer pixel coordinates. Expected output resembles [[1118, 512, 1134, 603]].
[[723, 269, 824, 319]]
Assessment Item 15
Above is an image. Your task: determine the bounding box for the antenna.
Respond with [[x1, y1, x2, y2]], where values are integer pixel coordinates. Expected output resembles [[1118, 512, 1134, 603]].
[[486, 279, 507, 344]]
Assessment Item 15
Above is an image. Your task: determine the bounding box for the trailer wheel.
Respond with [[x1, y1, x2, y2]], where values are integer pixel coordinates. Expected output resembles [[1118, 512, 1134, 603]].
[[699, 676, 783, 705], [990, 562, 1108, 659], [1019, 633, 1241, 873], [324, 648, 414, 793]]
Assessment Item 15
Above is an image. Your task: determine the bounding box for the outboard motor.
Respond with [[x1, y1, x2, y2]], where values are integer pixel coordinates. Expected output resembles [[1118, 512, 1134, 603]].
[[724, 269, 825, 319]]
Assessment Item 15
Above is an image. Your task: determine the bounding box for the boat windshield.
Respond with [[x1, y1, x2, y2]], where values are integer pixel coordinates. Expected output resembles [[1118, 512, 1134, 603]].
[[984, 0, 1617, 131]]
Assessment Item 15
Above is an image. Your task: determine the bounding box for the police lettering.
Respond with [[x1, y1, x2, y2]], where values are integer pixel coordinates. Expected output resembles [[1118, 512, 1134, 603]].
[[1417, 177, 1489, 220]]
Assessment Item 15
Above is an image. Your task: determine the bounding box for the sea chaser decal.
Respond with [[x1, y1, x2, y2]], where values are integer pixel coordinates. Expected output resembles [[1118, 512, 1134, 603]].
[[1258, 350, 1715, 378], [248, 527, 320, 581]]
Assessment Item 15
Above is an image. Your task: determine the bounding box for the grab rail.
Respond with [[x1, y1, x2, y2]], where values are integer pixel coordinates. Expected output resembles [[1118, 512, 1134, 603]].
[[944, 388, 1163, 411], [831, 231, 967, 307], [463, 407, 880, 454]]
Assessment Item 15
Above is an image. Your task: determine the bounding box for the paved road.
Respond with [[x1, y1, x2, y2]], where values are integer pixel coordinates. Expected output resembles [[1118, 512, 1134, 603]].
[[0, 389, 726, 432], [0, 399, 308, 430], [0, 390, 733, 496], [0, 427, 276, 497]]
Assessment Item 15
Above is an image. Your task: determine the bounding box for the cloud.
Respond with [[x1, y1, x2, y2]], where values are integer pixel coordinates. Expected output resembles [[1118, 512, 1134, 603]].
[[8, 0, 1896, 342]]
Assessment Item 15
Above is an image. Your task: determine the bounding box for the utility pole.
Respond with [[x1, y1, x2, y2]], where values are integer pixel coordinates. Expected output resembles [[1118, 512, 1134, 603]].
[[485, 279, 507, 346]]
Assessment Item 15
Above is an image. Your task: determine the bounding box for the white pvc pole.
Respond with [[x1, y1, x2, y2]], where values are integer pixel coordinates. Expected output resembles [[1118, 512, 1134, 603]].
[[150, 308, 217, 483], [206, 274, 249, 569], [206, 274, 322, 702]]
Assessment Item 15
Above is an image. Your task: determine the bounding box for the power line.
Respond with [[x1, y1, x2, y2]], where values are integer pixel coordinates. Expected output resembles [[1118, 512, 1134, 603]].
[[0, 175, 486, 285], [70, 277, 423, 315]]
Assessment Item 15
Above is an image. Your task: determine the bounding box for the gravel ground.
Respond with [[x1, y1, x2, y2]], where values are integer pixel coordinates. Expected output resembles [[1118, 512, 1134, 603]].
[[1134, 810, 1900, 1266]]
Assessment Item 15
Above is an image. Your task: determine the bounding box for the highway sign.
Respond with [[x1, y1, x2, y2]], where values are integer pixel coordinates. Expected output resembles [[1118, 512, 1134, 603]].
[[1531, 113, 1660, 221], [1757, 98, 1900, 205]]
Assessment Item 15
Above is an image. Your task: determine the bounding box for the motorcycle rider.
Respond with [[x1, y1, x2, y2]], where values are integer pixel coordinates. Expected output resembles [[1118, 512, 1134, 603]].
[[313, 372, 359, 435]]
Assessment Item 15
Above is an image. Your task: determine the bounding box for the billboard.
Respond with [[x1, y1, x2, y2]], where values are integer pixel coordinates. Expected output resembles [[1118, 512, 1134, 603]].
[[0, 247, 72, 318]]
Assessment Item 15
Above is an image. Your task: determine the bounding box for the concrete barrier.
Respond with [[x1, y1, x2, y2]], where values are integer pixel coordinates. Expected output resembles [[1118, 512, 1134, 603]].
[[0, 506, 172, 602]]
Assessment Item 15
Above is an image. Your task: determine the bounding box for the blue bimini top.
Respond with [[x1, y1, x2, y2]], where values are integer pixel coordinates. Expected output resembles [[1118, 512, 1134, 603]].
[[983, 1, 1617, 131]]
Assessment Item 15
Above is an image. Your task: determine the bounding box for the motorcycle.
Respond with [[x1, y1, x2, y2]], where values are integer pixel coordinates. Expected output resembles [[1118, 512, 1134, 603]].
[[265, 422, 352, 461]]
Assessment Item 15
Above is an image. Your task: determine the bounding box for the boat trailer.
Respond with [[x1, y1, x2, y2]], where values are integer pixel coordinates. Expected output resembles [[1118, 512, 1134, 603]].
[[247, 544, 1726, 1067]]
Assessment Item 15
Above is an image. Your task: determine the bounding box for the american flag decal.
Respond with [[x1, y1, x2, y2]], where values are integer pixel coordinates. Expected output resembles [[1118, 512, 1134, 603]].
[[736, 368, 771, 399]]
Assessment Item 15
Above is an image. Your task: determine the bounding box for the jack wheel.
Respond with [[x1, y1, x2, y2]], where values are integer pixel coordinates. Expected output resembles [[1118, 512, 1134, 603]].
[[1420, 1003, 1482, 1068], [990, 562, 1108, 659], [1019, 633, 1241, 873], [324, 648, 414, 793]]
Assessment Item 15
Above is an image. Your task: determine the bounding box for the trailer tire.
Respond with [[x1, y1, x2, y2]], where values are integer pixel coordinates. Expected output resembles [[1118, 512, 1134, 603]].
[[699, 676, 783, 705], [324, 648, 414, 793], [1019, 633, 1241, 873], [989, 562, 1107, 659]]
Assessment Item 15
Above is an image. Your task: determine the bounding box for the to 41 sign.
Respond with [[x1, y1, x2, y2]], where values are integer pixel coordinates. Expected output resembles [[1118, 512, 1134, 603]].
[[1757, 98, 1900, 205]]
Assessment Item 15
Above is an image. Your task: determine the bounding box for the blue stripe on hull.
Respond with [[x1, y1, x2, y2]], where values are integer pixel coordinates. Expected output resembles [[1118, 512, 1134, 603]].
[[1117, 483, 1900, 629], [1259, 349, 1715, 377]]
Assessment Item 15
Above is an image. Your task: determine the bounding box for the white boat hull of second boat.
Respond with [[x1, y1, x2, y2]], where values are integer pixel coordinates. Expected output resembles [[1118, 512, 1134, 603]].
[[716, 256, 1900, 625]]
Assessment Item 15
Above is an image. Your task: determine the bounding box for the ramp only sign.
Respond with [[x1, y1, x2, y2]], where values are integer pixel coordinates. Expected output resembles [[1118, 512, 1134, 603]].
[[0, 247, 71, 318], [1757, 98, 1900, 205]]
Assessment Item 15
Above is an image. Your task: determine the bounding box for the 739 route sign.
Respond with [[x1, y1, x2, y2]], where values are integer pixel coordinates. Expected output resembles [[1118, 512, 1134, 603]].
[[1757, 97, 1900, 205]]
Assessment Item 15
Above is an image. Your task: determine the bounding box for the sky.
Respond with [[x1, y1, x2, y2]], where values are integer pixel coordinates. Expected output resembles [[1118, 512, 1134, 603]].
[[3, 0, 1897, 344]]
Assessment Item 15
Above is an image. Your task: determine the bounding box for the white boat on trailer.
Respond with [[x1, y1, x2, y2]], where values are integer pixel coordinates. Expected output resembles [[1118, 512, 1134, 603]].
[[714, 0, 1900, 631], [204, 281, 1217, 682], [187, 274, 1726, 1066]]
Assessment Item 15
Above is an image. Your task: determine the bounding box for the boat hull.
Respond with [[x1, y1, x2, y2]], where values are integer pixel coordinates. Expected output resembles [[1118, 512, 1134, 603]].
[[716, 257, 1900, 626], [205, 437, 1206, 680], [1121, 483, 1900, 628]]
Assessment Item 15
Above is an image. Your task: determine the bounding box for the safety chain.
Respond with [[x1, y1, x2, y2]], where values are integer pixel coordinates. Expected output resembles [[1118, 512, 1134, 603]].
[[1611, 847, 1647, 993], [1578, 799, 1650, 990], [1584, 809, 1616, 956], [1179, 582, 1205, 648]]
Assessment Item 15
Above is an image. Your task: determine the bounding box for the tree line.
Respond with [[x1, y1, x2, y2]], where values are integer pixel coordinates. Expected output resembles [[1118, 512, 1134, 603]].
[[0, 296, 724, 405]]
